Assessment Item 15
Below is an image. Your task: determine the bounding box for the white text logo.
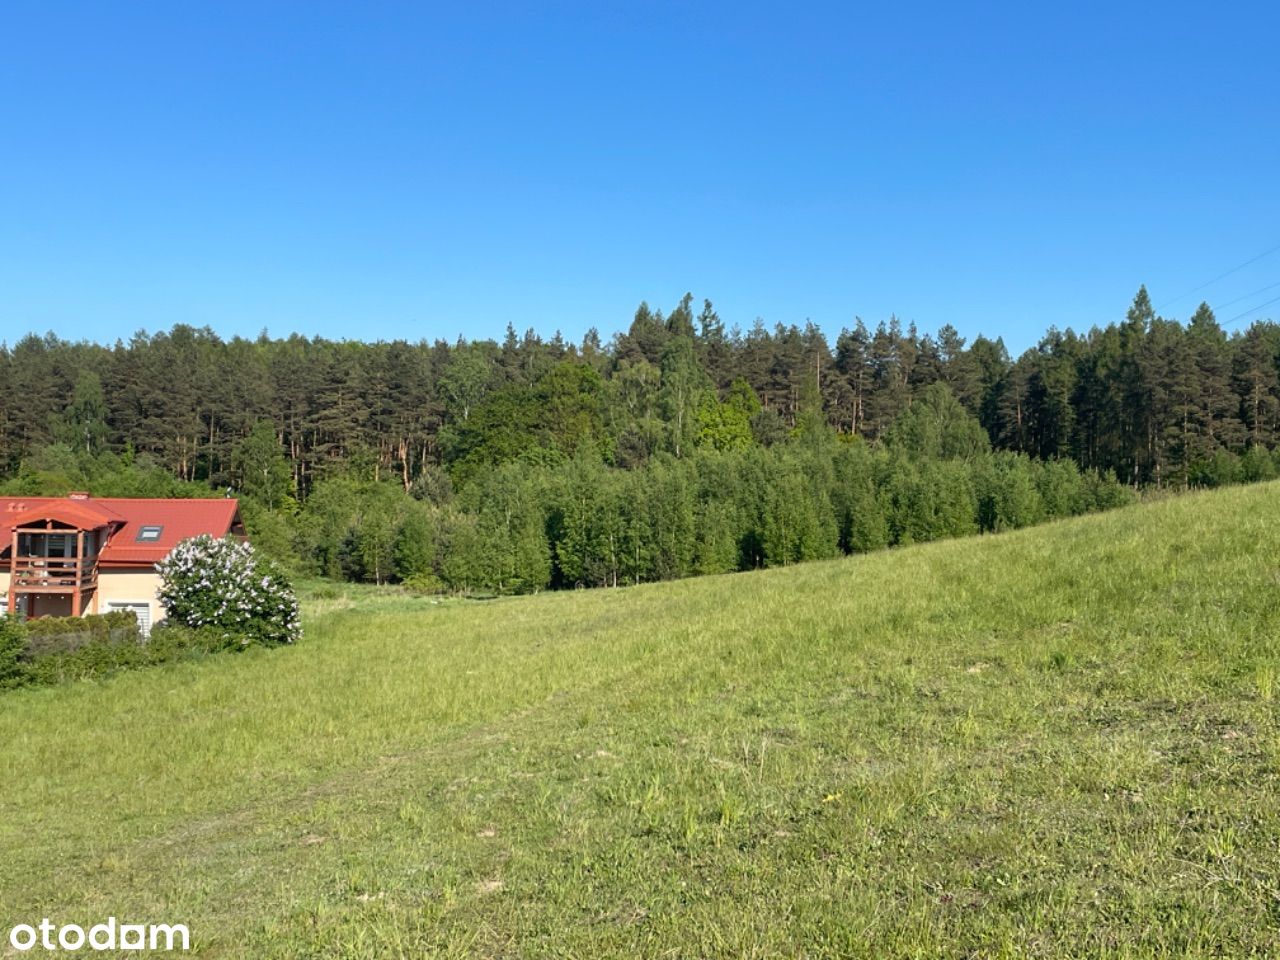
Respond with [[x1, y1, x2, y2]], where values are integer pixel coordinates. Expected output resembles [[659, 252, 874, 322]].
[[8, 918, 190, 952]]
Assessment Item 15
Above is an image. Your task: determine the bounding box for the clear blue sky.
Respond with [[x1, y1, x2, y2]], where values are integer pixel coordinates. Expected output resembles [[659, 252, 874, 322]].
[[4, 1, 1279, 354]]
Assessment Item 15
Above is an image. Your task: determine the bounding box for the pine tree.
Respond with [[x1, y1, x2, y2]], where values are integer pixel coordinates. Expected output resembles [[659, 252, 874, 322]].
[[834, 319, 873, 436], [1234, 323, 1280, 447], [1185, 303, 1242, 461]]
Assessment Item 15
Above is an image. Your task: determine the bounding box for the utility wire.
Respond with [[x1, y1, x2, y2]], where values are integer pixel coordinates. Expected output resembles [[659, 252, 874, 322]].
[[1224, 292, 1280, 327], [1210, 279, 1280, 312], [1155, 240, 1280, 311]]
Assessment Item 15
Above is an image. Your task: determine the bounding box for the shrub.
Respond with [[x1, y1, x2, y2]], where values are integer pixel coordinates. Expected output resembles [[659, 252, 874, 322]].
[[0, 608, 274, 696], [22, 619, 233, 687], [0, 616, 27, 690], [22, 611, 140, 658], [402, 572, 447, 595], [22, 614, 148, 685], [156, 535, 301, 645], [1188, 451, 1240, 488], [1240, 445, 1277, 483], [1085, 468, 1137, 510]]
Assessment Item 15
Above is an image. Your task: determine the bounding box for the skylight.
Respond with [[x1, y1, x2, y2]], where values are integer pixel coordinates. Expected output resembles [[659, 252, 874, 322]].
[[136, 525, 163, 542]]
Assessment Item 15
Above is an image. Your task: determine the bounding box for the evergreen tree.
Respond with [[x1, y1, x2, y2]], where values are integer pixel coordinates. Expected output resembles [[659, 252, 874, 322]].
[[1234, 323, 1280, 447], [1186, 302, 1243, 463]]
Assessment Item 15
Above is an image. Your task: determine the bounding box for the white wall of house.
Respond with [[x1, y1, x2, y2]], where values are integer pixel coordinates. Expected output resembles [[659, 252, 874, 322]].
[[94, 569, 165, 632]]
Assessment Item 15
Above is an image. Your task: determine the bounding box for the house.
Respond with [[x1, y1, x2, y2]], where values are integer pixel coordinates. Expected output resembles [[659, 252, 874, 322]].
[[0, 493, 246, 634]]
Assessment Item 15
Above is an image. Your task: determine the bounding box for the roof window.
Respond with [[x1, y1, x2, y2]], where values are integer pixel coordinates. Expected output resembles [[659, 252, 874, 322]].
[[136, 525, 164, 542]]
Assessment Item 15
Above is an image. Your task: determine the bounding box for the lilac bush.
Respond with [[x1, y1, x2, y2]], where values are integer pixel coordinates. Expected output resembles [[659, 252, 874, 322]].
[[156, 535, 301, 645]]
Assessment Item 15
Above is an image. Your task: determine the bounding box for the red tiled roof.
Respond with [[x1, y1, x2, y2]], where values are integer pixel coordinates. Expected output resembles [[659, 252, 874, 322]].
[[9, 499, 122, 531], [0, 497, 243, 566]]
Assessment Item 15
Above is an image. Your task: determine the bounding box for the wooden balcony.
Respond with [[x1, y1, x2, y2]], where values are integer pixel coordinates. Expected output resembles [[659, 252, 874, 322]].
[[11, 556, 98, 593]]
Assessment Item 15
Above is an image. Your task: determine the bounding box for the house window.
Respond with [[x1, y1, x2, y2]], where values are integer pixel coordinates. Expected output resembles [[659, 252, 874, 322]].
[[136, 525, 163, 543], [43, 534, 71, 557]]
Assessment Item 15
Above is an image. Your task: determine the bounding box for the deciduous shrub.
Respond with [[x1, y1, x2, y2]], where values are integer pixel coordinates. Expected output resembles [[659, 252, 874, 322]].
[[0, 607, 287, 695], [0, 613, 148, 688], [1240, 445, 1278, 483], [1188, 451, 1240, 488], [157, 535, 301, 645], [19, 617, 233, 687], [22, 610, 140, 658], [0, 616, 26, 690], [1085, 469, 1136, 510], [23, 613, 146, 685]]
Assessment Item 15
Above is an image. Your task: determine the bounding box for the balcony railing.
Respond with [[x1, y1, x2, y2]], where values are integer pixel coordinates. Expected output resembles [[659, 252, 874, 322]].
[[11, 557, 98, 593]]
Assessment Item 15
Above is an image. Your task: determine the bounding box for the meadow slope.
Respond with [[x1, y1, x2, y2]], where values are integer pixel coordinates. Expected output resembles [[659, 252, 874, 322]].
[[2, 483, 1279, 958]]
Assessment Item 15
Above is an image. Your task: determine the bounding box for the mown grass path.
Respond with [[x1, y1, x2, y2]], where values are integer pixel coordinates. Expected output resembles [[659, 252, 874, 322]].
[[2, 483, 1279, 957]]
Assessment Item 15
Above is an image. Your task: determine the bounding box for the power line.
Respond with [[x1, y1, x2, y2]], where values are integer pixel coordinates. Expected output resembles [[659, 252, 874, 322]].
[[1224, 292, 1280, 327], [1155, 240, 1280, 311], [1211, 279, 1280, 312]]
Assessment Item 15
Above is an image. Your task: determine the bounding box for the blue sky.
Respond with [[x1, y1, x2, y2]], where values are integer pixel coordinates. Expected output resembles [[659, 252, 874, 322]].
[[3, 1, 1279, 354]]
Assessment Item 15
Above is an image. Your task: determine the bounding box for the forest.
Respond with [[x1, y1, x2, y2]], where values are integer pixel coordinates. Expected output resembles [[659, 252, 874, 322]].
[[1, 285, 1277, 593]]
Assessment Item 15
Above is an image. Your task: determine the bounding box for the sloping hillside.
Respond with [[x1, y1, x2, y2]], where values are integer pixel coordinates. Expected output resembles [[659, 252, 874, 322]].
[[2, 483, 1279, 958]]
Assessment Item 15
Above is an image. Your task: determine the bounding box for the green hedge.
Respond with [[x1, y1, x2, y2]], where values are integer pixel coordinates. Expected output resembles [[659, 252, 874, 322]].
[[0, 613, 246, 690], [22, 610, 141, 658], [0, 617, 26, 690]]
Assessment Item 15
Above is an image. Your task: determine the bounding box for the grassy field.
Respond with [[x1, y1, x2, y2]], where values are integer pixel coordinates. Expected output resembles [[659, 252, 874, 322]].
[[2, 483, 1279, 957]]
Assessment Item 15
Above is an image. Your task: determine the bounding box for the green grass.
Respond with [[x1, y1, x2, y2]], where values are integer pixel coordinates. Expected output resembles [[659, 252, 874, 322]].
[[3, 483, 1280, 957]]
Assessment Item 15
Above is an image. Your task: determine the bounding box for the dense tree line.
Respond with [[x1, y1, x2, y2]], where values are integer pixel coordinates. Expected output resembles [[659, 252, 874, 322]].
[[283, 387, 1136, 593], [1, 287, 1277, 591]]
